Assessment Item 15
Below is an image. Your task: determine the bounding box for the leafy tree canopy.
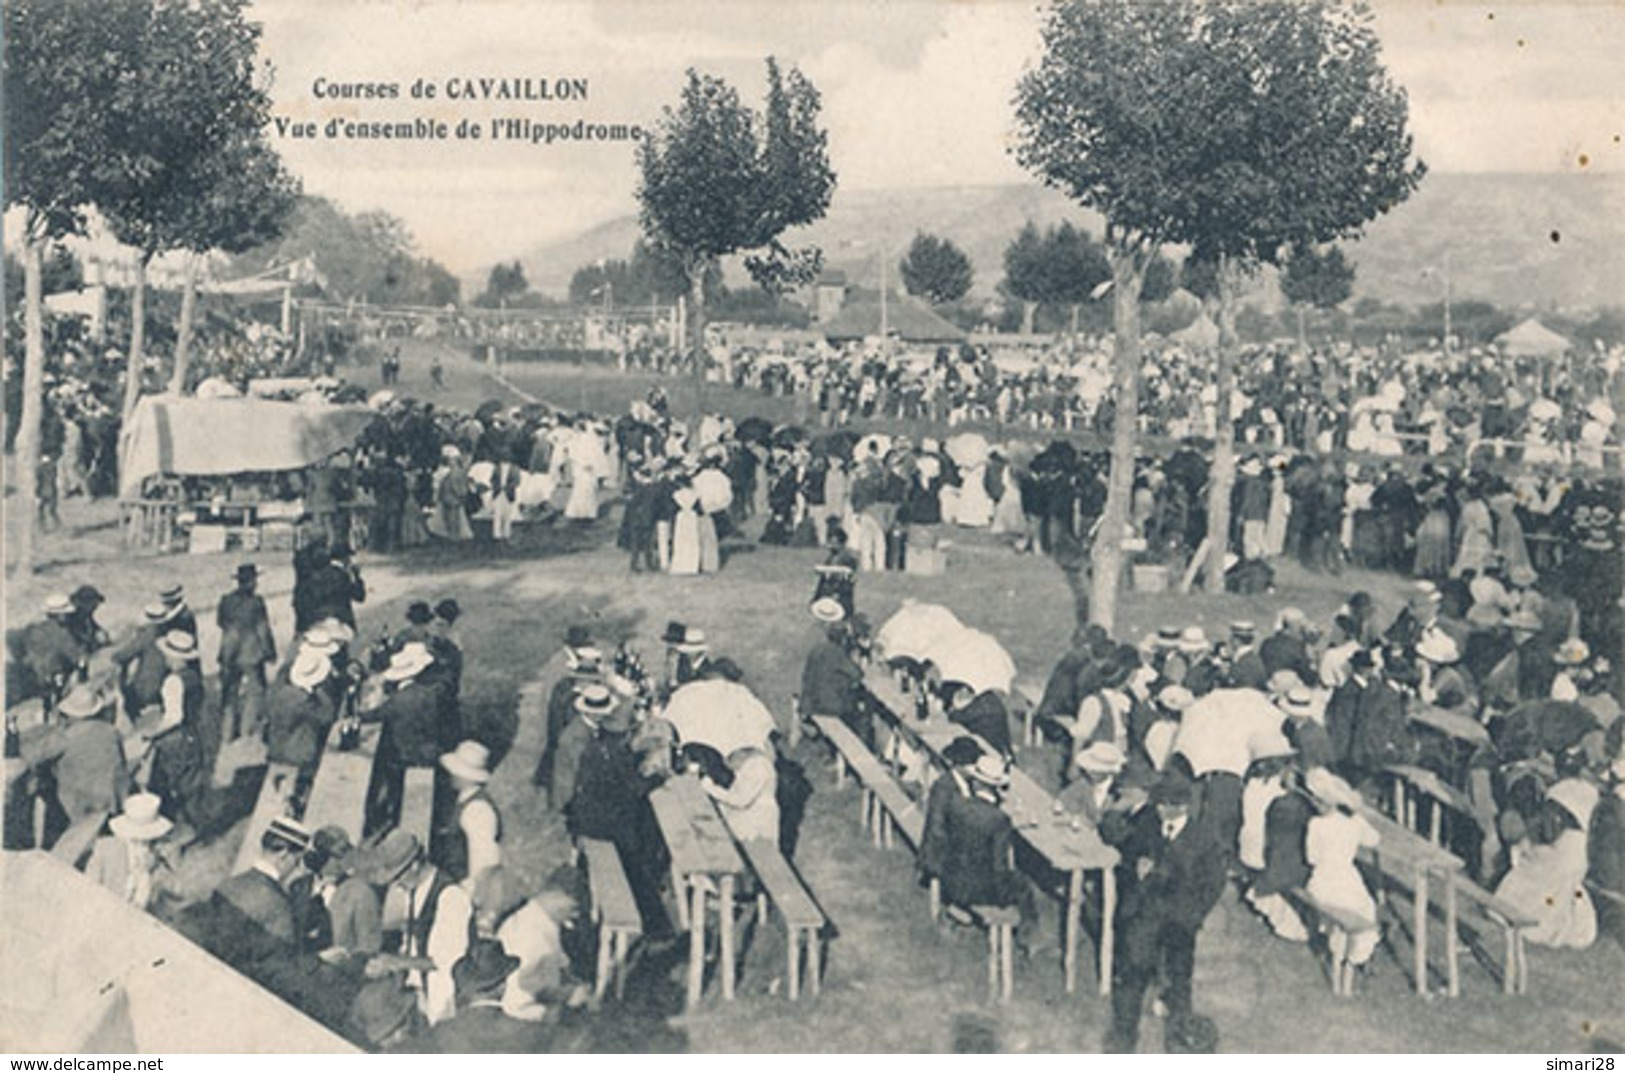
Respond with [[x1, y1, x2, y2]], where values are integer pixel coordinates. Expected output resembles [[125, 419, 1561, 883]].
[[899, 232, 974, 304]]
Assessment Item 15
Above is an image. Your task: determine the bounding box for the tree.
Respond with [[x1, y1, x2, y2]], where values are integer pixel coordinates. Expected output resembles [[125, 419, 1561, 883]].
[[1279, 241, 1355, 347], [637, 58, 835, 388], [1015, 0, 1423, 626], [477, 261, 532, 308], [899, 232, 974, 304], [1001, 221, 1048, 334], [95, 0, 297, 407], [4, 0, 140, 573], [1044, 222, 1111, 333]]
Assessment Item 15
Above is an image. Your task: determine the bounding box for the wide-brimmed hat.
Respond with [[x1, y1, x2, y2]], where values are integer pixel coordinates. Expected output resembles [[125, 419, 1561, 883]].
[[57, 684, 109, 719], [674, 626, 708, 653], [109, 793, 173, 842], [143, 600, 174, 623], [810, 596, 846, 623], [290, 650, 332, 692], [1157, 685, 1195, 712], [967, 753, 1010, 788], [1416, 628, 1460, 665], [1075, 741, 1127, 775], [1305, 767, 1362, 811], [158, 630, 198, 659], [452, 938, 519, 997], [439, 740, 493, 783], [1177, 626, 1209, 654], [366, 830, 422, 886], [43, 592, 73, 616], [1547, 780, 1600, 830], [383, 642, 434, 681], [1554, 638, 1591, 666]]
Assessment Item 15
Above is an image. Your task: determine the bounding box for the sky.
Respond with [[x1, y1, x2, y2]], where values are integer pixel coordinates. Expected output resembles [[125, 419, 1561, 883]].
[[245, 0, 1625, 277]]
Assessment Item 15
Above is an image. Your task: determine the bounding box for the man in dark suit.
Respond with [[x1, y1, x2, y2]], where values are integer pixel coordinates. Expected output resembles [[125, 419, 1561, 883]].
[[1324, 649, 1411, 790], [918, 745, 1034, 939], [218, 564, 278, 741], [1100, 775, 1230, 1053], [212, 819, 311, 972], [800, 620, 867, 746]]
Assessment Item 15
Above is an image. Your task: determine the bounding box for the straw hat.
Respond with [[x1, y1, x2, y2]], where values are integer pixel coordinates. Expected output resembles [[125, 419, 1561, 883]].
[[1416, 628, 1460, 665], [158, 631, 198, 659], [383, 642, 434, 682], [1075, 741, 1127, 776], [1267, 669, 1304, 698], [57, 684, 109, 720], [810, 596, 846, 623], [1177, 627, 1209, 654], [968, 753, 1010, 788], [1506, 610, 1542, 634], [674, 626, 708, 653], [109, 793, 173, 842], [439, 740, 493, 783], [1279, 687, 1319, 719], [42, 593, 73, 617], [574, 683, 615, 717], [1157, 685, 1195, 712]]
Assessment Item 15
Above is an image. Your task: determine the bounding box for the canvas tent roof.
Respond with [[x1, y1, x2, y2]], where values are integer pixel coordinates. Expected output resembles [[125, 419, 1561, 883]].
[[1495, 317, 1571, 357], [119, 394, 375, 497], [0, 851, 355, 1053], [821, 295, 967, 343]]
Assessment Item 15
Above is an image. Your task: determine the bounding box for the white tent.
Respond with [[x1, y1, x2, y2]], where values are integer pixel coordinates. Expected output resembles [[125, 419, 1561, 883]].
[[1495, 318, 1571, 357]]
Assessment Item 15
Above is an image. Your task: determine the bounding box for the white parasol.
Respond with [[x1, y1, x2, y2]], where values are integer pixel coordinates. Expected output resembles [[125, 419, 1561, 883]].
[[923, 627, 1017, 695], [663, 679, 776, 756], [1172, 688, 1290, 776], [876, 601, 965, 663]]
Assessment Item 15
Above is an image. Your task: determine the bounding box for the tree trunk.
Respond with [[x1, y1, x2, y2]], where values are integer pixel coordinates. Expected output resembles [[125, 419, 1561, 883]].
[[688, 260, 708, 406], [1090, 248, 1147, 633], [12, 231, 47, 574], [123, 253, 151, 423], [1070, 303, 1080, 336], [1021, 301, 1035, 336], [1201, 256, 1242, 592], [1296, 303, 1307, 352], [168, 251, 199, 395]]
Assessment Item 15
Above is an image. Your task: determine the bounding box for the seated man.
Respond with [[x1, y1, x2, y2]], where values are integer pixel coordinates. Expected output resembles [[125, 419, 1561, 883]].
[[918, 742, 1035, 942]]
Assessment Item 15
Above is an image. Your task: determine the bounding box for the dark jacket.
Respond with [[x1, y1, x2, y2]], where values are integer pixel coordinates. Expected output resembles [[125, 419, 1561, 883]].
[[217, 590, 277, 668], [378, 679, 454, 768], [918, 776, 1021, 909], [799, 638, 862, 719], [407, 1002, 554, 1053], [1101, 802, 1230, 933], [952, 692, 1013, 758], [1325, 676, 1410, 776], [265, 681, 337, 770]]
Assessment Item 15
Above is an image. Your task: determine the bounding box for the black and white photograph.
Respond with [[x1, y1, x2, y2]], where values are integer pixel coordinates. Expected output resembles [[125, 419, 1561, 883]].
[[2, 0, 1622, 1056]]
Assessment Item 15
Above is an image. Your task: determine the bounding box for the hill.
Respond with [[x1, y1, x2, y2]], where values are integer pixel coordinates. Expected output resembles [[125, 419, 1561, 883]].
[[513, 173, 1625, 311]]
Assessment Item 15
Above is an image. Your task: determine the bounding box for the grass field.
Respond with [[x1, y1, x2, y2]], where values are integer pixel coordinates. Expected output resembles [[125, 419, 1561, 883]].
[[6, 341, 1623, 1053]]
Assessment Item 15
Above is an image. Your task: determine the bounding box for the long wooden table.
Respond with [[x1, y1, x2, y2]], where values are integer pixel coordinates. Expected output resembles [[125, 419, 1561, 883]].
[[1351, 799, 1466, 997], [649, 773, 746, 1008], [864, 669, 1120, 997], [302, 721, 382, 843]]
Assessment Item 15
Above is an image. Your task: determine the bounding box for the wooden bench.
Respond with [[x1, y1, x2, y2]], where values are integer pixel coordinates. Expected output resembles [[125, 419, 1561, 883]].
[[810, 714, 924, 851], [399, 766, 436, 847], [580, 838, 643, 1003], [735, 837, 826, 1000], [971, 904, 1021, 1003], [1287, 888, 1382, 996], [234, 761, 301, 874], [1455, 880, 1540, 995]]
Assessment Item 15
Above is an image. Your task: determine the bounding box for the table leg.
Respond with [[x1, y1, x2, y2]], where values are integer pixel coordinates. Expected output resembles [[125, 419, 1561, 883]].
[[1064, 869, 1082, 995], [1445, 872, 1460, 998], [687, 881, 706, 1008], [720, 874, 737, 1001], [1413, 867, 1429, 996], [1099, 867, 1116, 997]]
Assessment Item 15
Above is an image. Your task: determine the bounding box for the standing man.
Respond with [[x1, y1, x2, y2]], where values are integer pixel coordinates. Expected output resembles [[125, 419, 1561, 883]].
[[1100, 775, 1229, 1053], [18, 684, 128, 843], [137, 631, 209, 831], [436, 740, 501, 883], [218, 564, 278, 742]]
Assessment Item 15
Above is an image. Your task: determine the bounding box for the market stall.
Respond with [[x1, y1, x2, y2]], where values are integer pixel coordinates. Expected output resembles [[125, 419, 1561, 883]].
[[118, 394, 377, 552]]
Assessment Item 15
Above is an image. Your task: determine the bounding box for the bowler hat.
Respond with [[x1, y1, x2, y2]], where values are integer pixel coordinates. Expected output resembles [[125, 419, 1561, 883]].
[[69, 584, 105, 609], [405, 601, 434, 626], [234, 564, 259, 584]]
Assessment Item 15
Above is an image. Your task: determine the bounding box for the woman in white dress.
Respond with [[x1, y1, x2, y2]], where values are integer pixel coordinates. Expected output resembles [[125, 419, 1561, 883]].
[[1304, 770, 1382, 970], [669, 480, 703, 575], [563, 424, 604, 521], [955, 463, 994, 527], [1264, 461, 1291, 558], [1451, 491, 1497, 578], [1495, 778, 1598, 949]]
